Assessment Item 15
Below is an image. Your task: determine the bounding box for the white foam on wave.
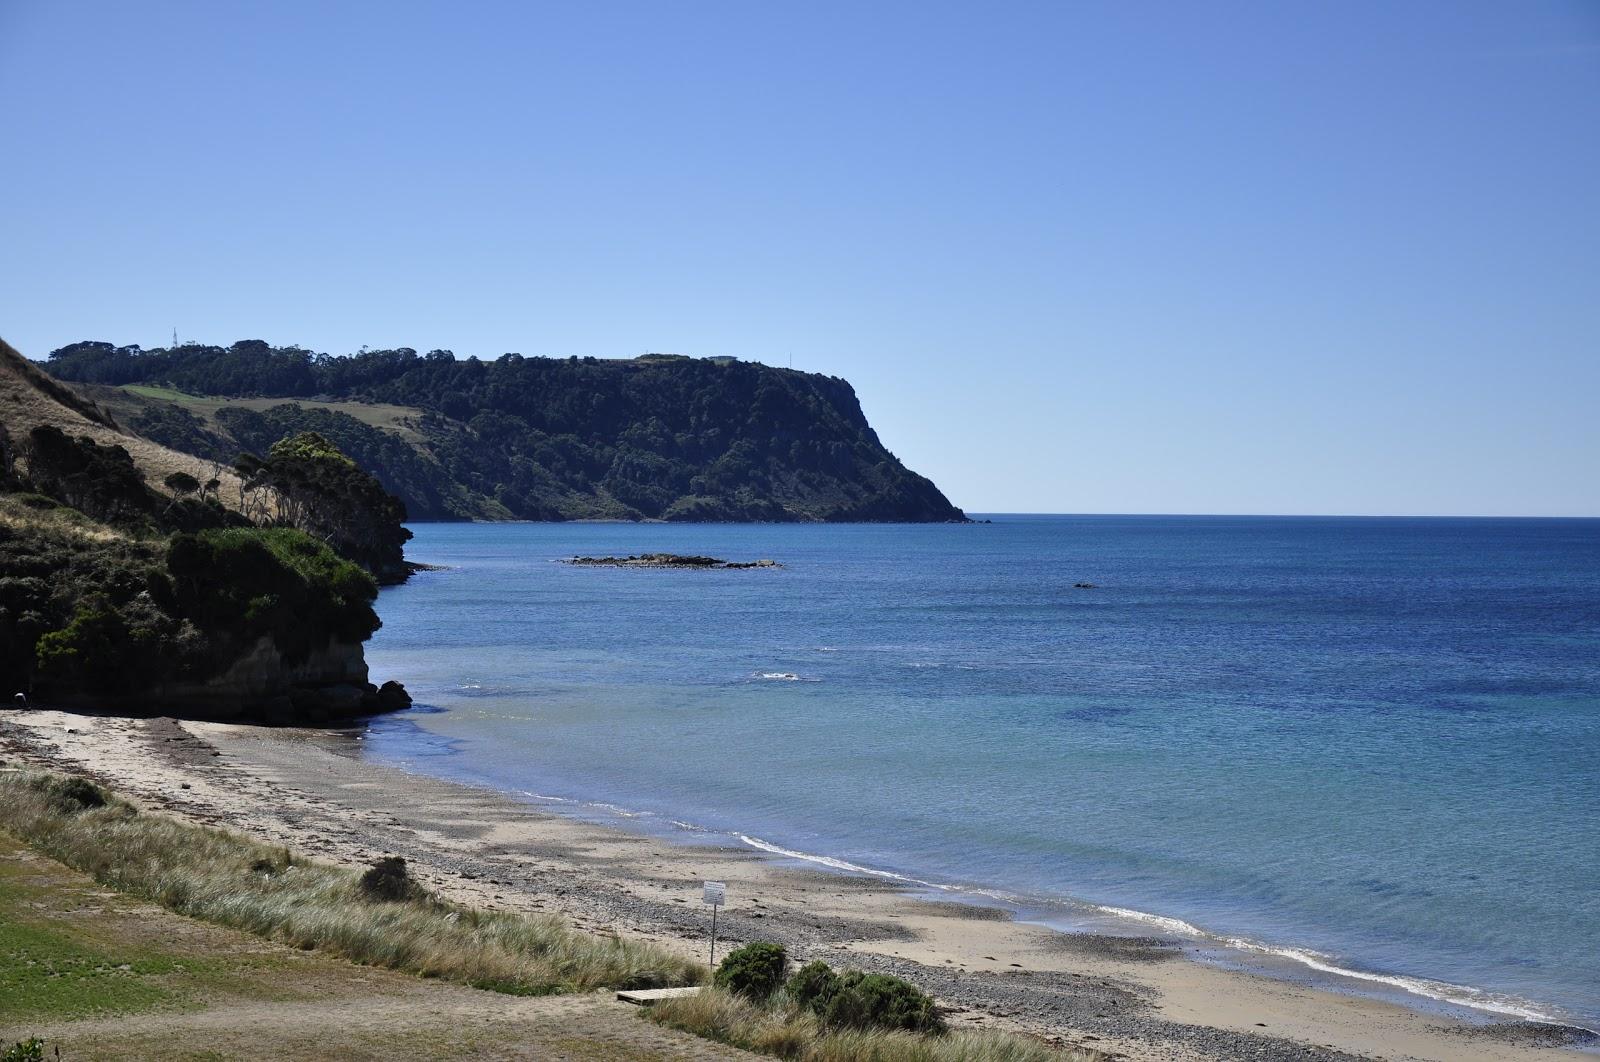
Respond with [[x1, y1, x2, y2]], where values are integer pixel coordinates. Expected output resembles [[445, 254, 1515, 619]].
[[756, 672, 803, 681], [1222, 937, 1559, 1023], [588, 801, 652, 819], [514, 789, 577, 805], [739, 835, 950, 889], [1089, 902, 1562, 1024], [1097, 905, 1206, 937]]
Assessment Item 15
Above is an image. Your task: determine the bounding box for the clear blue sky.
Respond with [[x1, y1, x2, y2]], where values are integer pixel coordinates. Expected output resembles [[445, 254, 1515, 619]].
[[3, 1, 1596, 516]]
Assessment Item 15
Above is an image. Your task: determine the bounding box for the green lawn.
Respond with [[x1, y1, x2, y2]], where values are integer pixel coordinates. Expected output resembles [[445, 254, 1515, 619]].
[[0, 832, 271, 1025]]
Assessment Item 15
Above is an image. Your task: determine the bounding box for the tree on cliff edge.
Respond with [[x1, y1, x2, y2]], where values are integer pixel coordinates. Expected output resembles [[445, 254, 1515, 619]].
[[237, 431, 411, 585]]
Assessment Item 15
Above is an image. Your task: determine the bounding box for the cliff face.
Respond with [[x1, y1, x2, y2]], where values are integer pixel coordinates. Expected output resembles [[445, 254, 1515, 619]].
[[45, 342, 967, 523], [150, 635, 408, 722]]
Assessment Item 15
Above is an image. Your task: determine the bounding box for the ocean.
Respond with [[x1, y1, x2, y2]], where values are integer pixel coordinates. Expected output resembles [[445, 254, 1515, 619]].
[[362, 516, 1600, 1029]]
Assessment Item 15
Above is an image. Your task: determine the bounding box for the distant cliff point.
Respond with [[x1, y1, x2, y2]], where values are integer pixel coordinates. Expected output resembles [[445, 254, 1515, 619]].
[[45, 342, 968, 523]]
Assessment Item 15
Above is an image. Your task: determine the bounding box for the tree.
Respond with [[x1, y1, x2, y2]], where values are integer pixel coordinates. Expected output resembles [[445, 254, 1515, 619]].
[[163, 469, 198, 498], [0, 422, 14, 486], [21, 426, 151, 522], [242, 433, 412, 585]]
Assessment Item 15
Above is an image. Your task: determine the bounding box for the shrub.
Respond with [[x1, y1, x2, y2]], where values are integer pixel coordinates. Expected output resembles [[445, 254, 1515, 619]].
[[1, 1039, 44, 1062], [649, 986, 1080, 1061], [788, 959, 841, 1010], [357, 856, 421, 902], [713, 941, 788, 1000], [33, 603, 161, 695], [15, 494, 58, 511], [820, 970, 945, 1035], [49, 776, 107, 812]]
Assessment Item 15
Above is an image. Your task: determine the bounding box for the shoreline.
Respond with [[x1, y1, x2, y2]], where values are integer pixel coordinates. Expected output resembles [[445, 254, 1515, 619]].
[[361, 724, 1595, 1039], [358, 698, 1592, 1036], [2, 708, 1594, 1061]]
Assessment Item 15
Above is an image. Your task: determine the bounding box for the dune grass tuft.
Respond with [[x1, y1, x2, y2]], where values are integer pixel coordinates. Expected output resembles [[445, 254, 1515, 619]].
[[0, 771, 703, 996], [648, 984, 1106, 1062]]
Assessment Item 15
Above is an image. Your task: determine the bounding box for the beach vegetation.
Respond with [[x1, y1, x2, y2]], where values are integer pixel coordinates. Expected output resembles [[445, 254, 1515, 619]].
[[788, 959, 841, 1009], [1, 1040, 45, 1062], [818, 970, 944, 1034], [648, 984, 1101, 1062], [714, 941, 788, 1000], [46, 776, 107, 812], [713, 951, 942, 1035], [357, 855, 423, 902], [0, 770, 704, 997]]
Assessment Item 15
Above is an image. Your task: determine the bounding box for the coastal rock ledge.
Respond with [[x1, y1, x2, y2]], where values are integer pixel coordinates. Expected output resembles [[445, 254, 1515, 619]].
[[146, 636, 411, 723], [564, 553, 781, 569]]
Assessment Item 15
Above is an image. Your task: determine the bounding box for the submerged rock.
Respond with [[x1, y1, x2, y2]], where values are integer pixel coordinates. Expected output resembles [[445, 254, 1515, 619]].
[[565, 553, 781, 570]]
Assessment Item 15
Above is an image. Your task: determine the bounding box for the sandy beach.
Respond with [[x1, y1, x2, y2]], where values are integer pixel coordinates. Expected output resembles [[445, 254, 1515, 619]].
[[1, 707, 1592, 1062]]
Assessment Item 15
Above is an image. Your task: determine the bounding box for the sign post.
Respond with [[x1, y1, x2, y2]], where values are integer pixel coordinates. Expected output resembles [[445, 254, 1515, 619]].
[[703, 880, 726, 965]]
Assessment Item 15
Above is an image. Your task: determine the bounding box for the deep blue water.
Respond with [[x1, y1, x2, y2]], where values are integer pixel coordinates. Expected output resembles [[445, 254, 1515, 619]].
[[363, 516, 1600, 1027]]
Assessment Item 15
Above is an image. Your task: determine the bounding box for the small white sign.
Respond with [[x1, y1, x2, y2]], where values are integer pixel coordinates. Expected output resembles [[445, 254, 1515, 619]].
[[703, 880, 726, 907]]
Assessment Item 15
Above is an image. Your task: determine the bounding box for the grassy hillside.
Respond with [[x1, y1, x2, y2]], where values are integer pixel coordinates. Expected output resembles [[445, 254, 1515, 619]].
[[46, 341, 967, 523], [0, 338, 249, 512], [79, 382, 503, 521]]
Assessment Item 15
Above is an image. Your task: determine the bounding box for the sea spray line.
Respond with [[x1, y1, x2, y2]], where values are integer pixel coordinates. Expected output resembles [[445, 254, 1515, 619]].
[[1095, 908, 1562, 1024], [1217, 937, 1563, 1024], [735, 838, 1568, 1027], [739, 835, 944, 889]]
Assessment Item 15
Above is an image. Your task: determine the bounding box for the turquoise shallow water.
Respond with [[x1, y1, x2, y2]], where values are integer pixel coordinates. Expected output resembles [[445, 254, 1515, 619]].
[[363, 516, 1600, 1028]]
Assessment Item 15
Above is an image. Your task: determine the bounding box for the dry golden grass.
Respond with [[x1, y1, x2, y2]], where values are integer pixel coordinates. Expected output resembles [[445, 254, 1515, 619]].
[[0, 771, 704, 997], [1, 336, 250, 510], [0, 492, 134, 542], [648, 984, 1106, 1062], [110, 383, 431, 443]]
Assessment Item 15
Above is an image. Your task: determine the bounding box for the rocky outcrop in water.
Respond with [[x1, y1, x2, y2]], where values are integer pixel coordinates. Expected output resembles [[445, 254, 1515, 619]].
[[564, 553, 781, 569]]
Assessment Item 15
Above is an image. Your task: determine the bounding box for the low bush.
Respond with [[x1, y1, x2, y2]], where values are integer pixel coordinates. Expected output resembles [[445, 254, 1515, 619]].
[[714, 941, 788, 1000], [48, 776, 107, 812], [783, 960, 943, 1035], [649, 985, 1094, 1062], [357, 856, 422, 902], [821, 970, 944, 1035], [788, 959, 841, 1010], [1, 1039, 45, 1062]]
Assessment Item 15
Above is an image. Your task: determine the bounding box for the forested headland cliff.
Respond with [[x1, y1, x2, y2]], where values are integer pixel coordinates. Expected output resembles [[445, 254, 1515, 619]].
[[46, 341, 966, 524], [0, 337, 410, 720]]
